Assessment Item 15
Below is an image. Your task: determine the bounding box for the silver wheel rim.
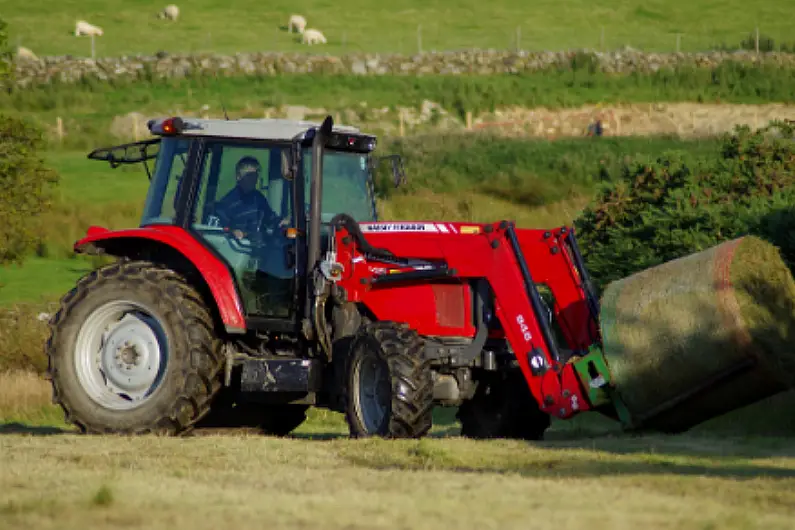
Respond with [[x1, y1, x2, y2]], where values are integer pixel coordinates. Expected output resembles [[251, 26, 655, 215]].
[[74, 300, 169, 411], [353, 349, 391, 433]]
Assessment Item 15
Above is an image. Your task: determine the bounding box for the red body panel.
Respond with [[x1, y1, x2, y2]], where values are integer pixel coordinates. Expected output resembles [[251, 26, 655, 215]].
[[74, 225, 247, 332], [336, 221, 600, 419]]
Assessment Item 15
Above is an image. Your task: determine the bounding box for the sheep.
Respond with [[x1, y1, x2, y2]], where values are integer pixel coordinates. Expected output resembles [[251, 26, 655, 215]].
[[302, 28, 327, 45], [158, 4, 180, 21], [16, 46, 39, 62], [288, 14, 307, 34], [74, 20, 103, 37]]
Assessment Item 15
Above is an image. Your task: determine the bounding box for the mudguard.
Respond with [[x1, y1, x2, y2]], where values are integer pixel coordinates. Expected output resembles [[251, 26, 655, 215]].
[[74, 225, 247, 333]]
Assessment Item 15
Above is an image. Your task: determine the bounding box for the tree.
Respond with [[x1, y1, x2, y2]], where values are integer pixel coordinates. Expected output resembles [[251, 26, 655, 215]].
[[0, 114, 60, 264]]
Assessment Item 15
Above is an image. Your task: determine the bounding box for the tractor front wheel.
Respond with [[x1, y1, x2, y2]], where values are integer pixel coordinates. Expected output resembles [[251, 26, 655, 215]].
[[344, 322, 434, 438], [46, 260, 224, 435]]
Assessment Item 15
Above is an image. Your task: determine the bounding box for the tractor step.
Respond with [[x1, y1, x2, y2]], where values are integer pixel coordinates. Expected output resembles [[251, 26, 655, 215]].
[[239, 358, 324, 394]]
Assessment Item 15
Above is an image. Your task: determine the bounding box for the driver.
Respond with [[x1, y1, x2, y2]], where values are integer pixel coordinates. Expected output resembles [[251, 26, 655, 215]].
[[214, 156, 288, 239]]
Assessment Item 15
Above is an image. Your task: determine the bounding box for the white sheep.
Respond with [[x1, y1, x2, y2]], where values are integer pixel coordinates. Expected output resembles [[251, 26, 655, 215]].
[[288, 14, 307, 34], [158, 4, 180, 21], [16, 46, 39, 61], [74, 20, 103, 37], [302, 28, 327, 45]]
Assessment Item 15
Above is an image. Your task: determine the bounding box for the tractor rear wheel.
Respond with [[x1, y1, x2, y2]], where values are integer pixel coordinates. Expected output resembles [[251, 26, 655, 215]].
[[344, 322, 433, 438], [457, 369, 551, 440], [46, 259, 224, 435]]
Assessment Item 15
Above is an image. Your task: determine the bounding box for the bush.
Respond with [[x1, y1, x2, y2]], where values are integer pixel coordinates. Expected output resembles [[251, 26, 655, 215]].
[[0, 303, 54, 374], [574, 122, 795, 291], [0, 114, 59, 265]]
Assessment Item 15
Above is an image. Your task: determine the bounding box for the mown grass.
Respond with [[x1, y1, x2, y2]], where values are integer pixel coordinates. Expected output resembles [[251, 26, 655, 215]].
[[3, 0, 793, 57], [1, 412, 794, 529], [6, 64, 795, 151]]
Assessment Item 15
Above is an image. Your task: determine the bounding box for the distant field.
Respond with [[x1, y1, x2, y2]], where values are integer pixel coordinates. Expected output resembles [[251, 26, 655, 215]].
[[6, 66, 795, 152], [2, 0, 793, 56]]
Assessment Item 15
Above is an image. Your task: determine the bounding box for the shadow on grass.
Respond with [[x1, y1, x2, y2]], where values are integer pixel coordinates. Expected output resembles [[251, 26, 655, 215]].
[[0, 422, 68, 436], [289, 407, 462, 441]]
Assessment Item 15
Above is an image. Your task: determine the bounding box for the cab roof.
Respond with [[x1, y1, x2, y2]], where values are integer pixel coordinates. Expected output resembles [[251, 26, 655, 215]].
[[147, 116, 368, 142]]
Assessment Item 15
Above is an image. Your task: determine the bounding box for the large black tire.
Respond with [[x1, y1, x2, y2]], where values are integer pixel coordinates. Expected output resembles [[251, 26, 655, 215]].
[[46, 259, 224, 435], [457, 369, 551, 440], [342, 321, 434, 438], [195, 398, 309, 436]]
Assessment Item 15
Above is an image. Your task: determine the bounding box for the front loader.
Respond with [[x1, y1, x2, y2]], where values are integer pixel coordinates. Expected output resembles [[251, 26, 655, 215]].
[[46, 114, 628, 439]]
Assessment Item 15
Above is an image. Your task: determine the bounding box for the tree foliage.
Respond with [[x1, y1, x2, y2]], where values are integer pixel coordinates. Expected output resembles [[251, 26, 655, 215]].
[[574, 122, 795, 291], [0, 114, 59, 265], [0, 17, 12, 90]]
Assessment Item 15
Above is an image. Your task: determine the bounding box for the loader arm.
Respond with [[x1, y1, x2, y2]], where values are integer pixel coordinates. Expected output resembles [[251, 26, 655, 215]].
[[334, 220, 616, 420]]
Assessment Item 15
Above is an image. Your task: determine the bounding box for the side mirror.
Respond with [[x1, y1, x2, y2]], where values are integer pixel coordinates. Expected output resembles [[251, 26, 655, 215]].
[[374, 154, 406, 188]]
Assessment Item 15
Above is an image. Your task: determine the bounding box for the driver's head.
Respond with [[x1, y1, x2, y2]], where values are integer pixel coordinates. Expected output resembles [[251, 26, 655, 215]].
[[235, 156, 261, 194]]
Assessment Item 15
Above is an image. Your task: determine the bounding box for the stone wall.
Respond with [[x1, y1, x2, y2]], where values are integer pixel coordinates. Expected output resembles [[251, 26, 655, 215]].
[[12, 49, 795, 88]]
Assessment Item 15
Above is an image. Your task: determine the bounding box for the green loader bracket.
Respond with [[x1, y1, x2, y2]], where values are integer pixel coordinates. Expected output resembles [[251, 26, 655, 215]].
[[572, 347, 633, 427]]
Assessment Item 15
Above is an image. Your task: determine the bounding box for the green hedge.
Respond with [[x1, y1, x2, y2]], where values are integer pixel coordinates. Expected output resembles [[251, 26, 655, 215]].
[[574, 122, 795, 291]]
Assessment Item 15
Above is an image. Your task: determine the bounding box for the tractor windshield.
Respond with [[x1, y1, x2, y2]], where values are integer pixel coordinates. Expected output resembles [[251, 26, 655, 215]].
[[302, 149, 377, 223]]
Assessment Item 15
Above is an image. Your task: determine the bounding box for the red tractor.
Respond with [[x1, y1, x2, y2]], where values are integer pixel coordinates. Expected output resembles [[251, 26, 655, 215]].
[[46, 115, 620, 438]]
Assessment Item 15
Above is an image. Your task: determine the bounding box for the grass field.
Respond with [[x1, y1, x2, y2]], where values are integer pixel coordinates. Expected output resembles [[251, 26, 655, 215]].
[[2, 369, 795, 529], [2, 0, 793, 57]]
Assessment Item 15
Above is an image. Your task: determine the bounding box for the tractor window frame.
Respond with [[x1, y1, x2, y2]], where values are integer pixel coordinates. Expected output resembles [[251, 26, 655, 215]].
[[140, 136, 197, 228]]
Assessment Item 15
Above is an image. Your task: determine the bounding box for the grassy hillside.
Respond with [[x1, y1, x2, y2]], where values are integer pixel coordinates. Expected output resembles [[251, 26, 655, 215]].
[[3, 0, 793, 56], [0, 134, 721, 307], [5, 63, 795, 151]]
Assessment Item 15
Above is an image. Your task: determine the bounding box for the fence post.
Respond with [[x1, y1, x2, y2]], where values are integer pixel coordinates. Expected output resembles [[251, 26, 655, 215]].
[[56, 117, 64, 143], [756, 27, 760, 54], [466, 110, 473, 130]]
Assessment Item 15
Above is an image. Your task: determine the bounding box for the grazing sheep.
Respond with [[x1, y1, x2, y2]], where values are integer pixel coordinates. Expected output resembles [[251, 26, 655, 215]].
[[16, 46, 39, 61], [302, 28, 327, 45], [158, 4, 180, 21], [74, 20, 103, 37], [288, 14, 307, 34]]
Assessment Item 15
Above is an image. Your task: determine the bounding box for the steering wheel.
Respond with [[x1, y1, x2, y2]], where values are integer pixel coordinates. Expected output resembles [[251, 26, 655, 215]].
[[224, 220, 285, 254]]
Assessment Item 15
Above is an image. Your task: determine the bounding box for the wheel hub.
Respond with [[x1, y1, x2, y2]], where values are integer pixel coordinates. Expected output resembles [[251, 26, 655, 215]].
[[100, 314, 161, 395], [74, 300, 169, 410]]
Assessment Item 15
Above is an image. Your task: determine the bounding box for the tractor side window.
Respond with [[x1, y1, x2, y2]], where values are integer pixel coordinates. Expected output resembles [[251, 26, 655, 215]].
[[140, 137, 191, 226]]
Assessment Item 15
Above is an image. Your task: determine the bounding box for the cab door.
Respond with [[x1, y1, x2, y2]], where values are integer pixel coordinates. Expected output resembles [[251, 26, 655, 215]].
[[187, 139, 299, 326]]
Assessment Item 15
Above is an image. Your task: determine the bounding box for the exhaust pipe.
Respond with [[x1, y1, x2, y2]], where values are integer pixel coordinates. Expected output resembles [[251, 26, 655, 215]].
[[307, 115, 334, 275]]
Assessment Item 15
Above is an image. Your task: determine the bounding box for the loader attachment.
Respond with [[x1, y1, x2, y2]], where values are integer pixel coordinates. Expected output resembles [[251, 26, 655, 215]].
[[335, 219, 622, 421]]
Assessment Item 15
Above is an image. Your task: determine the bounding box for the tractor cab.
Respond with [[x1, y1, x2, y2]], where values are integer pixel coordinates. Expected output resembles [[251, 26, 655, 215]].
[[87, 116, 403, 323]]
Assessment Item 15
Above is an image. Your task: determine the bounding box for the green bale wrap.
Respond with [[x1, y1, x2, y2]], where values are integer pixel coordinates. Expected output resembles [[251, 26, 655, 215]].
[[599, 236, 795, 433]]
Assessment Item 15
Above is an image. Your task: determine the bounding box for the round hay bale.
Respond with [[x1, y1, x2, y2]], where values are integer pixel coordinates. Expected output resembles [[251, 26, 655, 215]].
[[600, 236, 795, 433]]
